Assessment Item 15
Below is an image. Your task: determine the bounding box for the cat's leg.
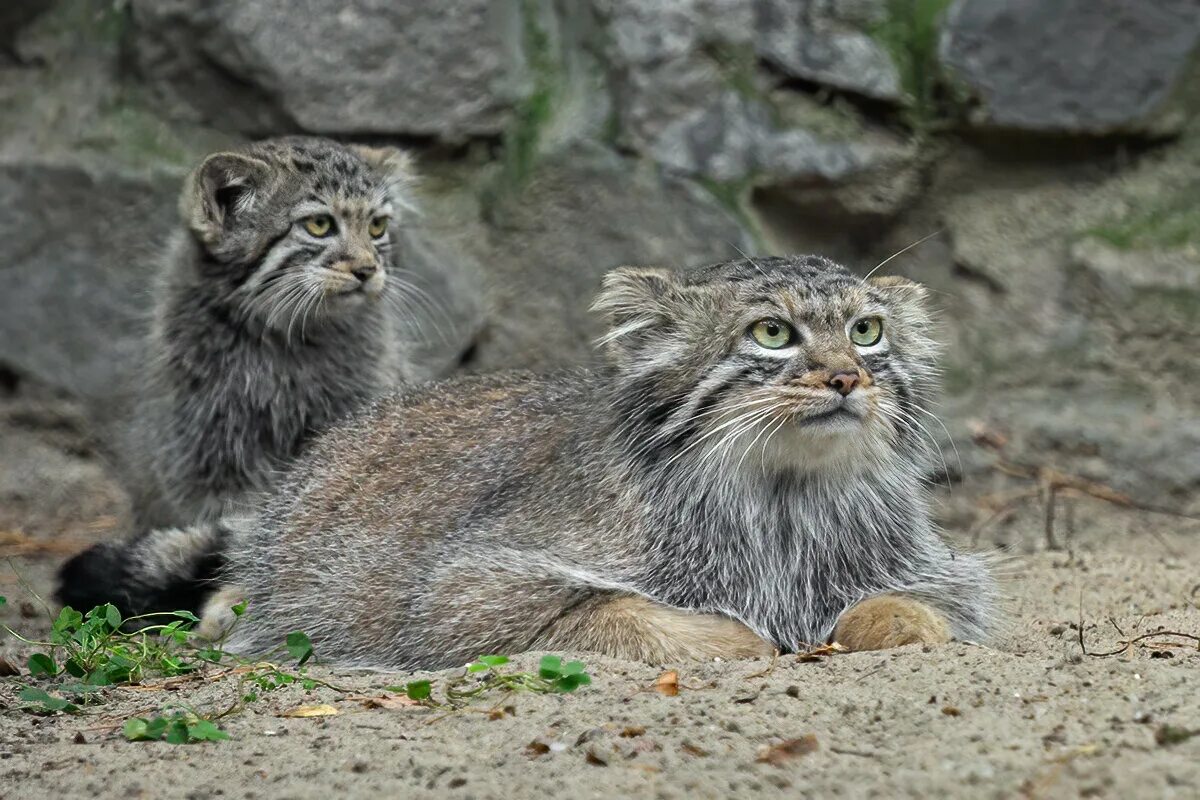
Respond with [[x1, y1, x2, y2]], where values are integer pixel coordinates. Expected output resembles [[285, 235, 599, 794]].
[[195, 585, 247, 641], [832, 594, 952, 651], [535, 595, 775, 662]]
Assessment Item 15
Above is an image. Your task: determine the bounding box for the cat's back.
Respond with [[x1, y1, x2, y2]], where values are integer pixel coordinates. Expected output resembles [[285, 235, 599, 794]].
[[257, 369, 595, 548]]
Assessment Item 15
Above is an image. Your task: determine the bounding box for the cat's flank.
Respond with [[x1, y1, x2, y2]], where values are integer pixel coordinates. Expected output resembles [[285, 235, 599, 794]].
[[57, 137, 429, 615], [200, 255, 995, 667]]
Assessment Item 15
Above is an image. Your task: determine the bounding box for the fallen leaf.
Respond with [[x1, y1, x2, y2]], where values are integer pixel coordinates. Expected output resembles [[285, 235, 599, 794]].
[[756, 734, 819, 766], [795, 642, 848, 662], [654, 671, 679, 697], [280, 703, 339, 718], [619, 725, 646, 738], [585, 746, 609, 767], [681, 742, 710, 758], [941, 706, 961, 717]]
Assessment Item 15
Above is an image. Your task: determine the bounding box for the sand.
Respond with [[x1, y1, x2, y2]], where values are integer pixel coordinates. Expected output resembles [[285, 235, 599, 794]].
[[1, 385, 1198, 800]]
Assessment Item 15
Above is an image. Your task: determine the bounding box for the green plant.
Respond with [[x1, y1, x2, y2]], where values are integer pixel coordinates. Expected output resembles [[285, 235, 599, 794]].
[[124, 712, 230, 744], [0, 597, 203, 688], [481, 0, 560, 220], [390, 654, 593, 709], [3, 591, 594, 740], [872, 0, 956, 134]]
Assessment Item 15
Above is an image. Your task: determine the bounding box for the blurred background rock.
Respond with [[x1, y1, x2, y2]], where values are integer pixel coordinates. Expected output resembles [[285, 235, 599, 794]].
[[1, 0, 1198, 553]]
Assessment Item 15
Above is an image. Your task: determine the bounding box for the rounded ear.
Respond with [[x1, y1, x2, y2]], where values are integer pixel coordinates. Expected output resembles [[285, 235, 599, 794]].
[[350, 145, 417, 209], [180, 152, 271, 246], [350, 144, 415, 180], [590, 266, 680, 358], [867, 275, 928, 302]]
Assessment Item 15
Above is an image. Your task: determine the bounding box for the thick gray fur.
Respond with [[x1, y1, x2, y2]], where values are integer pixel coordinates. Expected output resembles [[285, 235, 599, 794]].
[[125, 136, 420, 527], [210, 255, 996, 668]]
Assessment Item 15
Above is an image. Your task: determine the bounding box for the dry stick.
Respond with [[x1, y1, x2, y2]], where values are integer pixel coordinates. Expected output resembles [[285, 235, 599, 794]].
[[744, 648, 780, 680], [972, 442, 1197, 553], [1077, 591, 1200, 657]]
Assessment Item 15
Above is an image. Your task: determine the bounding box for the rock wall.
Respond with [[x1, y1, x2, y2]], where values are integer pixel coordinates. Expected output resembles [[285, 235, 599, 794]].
[[1, 0, 1197, 509]]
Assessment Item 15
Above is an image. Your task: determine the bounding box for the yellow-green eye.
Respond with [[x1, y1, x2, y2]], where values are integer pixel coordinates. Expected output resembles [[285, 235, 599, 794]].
[[850, 316, 884, 347], [368, 217, 389, 238], [303, 215, 334, 237], [749, 319, 794, 349]]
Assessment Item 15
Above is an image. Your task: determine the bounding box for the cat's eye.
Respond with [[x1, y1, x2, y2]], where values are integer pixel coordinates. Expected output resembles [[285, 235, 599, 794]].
[[368, 217, 389, 238], [749, 319, 795, 349], [850, 316, 884, 347], [302, 215, 335, 237]]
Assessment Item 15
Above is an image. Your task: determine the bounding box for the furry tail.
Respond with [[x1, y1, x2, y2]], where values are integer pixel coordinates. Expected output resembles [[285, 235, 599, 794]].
[[55, 523, 228, 619]]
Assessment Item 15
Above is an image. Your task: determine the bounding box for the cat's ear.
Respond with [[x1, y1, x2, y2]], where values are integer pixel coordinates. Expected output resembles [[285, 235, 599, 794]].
[[351, 145, 418, 212], [181, 152, 272, 246], [867, 275, 928, 304], [591, 266, 681, 359], [351, 145, 415, 181]]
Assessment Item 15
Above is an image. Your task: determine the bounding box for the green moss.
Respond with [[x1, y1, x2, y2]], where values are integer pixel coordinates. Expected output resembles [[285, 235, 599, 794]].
[[704, 42, 765, 104], [773, 93, 864, 141], [871, 0, 955, 135], [482, 0, 560, 220], [30, 0, 128, 48], [695, 174, 767, 251], [76, 103, 194, 168], [1085, 182, 1200, 251]]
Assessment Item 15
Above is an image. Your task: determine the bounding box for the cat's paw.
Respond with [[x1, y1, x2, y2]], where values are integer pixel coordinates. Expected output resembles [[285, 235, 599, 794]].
[[832, 595, 951, 651], [195, 585, 247, 641], [692, 613, 777, 660]]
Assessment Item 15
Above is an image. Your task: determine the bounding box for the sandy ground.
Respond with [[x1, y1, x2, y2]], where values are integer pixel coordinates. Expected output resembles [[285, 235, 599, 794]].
[[1, 381, 1198, 800]]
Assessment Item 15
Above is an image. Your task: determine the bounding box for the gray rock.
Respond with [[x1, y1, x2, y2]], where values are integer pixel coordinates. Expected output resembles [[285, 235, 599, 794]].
[[596, 0, 758, 172], [422, 144, 756, 372], [1070, 238, 1200, 300], [940, 0, 1200, 136], [0, 158, 178, 402], [754, 0, 901, 101], [129, 0, 528, 138], [595, 0, 918, 216]]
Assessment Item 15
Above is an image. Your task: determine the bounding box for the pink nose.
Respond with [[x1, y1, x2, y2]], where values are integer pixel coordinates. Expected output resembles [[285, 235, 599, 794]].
[[828, 371, 859, 396]]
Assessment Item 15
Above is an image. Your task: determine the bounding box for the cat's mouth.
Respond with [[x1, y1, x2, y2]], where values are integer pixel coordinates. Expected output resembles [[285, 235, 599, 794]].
[[788, 395, 871, 430], [796, 406, 857, 426]]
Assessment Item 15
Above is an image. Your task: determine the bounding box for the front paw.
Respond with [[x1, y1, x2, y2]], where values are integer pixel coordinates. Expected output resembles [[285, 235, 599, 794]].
[[196, 585, 247, 641], [833, 595, 951, 651], [696, 614, 777, 660]]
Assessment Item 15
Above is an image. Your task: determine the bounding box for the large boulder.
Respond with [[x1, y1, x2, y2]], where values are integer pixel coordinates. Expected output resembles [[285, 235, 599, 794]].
[[940, 0, 1200, 136], [129, 0, 529, 139], [754, 0, 901, 102], [420, 144, 756, 372], [594, 0, 918, 218], [0, 158, 178, 401]]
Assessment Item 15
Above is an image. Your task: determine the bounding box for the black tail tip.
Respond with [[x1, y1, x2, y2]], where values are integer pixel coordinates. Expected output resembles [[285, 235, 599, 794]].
[[55, 542, 129, 612]]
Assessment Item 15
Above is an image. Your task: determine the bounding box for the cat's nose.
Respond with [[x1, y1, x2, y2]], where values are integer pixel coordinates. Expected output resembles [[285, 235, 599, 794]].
[[828, 370, 860, 396], [351, 263, 377, 282]]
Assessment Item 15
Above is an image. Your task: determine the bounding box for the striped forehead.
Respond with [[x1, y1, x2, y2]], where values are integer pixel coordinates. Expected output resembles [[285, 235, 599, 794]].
[[684, 256, 873, 318]]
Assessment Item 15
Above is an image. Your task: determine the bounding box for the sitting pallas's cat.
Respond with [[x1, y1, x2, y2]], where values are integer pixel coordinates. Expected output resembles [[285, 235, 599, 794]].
[[56, 137, 439, 616], [74, 256, 996, 665]]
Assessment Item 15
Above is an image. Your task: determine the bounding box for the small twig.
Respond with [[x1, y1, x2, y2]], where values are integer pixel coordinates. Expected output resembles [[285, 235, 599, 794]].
[[1078, 593, 1200, 657], [744, 648, 780, 680], [830, 746, 881, 758]]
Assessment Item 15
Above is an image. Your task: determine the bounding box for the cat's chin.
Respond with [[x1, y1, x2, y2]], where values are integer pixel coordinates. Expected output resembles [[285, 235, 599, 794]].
[[756, 415, 879, 473]]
